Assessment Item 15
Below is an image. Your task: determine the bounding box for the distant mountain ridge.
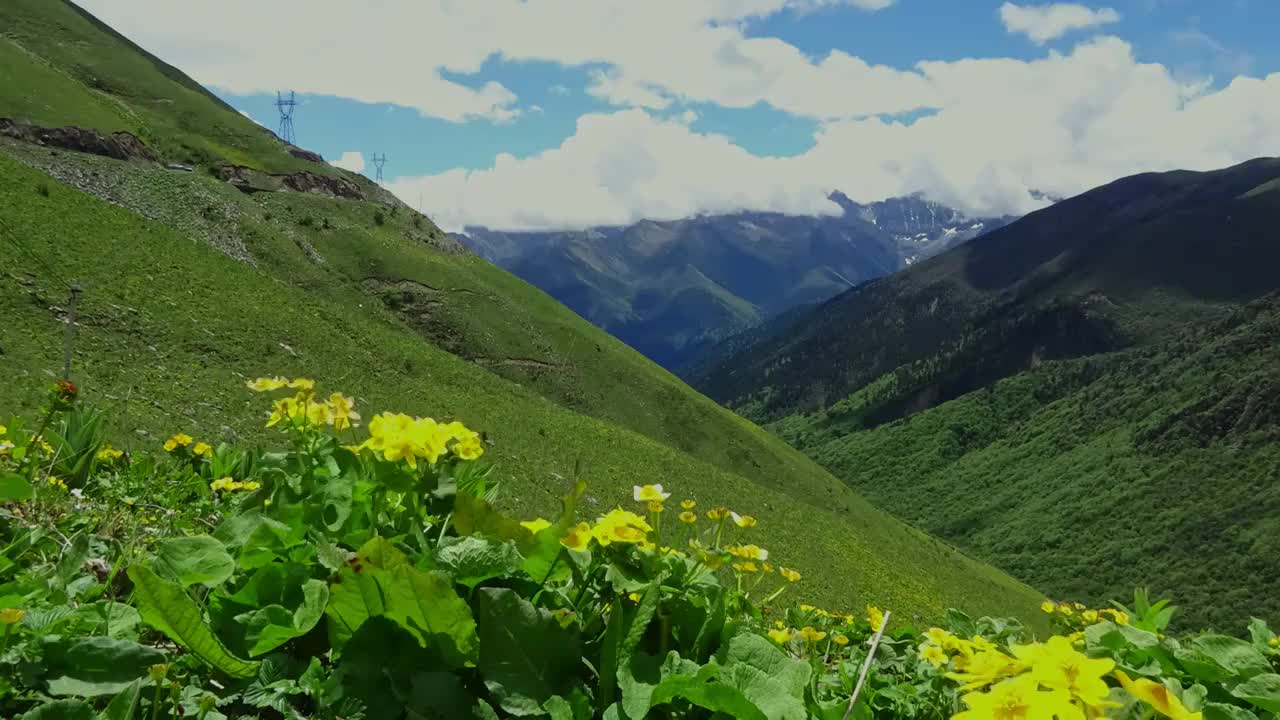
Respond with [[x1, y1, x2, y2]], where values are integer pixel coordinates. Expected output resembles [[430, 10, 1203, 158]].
[[455, 194, 1014, 368], [691, 156, 1280, 629]]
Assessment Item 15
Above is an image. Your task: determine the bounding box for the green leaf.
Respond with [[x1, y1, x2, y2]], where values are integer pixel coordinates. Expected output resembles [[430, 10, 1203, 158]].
[[1203, 703, 1261, 720], [245, 579, 328, 656], [598, 599, 624, 713], [67, 601, 140, 639], [0, 471, 33, 501], [325, 537, 477, 666], [1247, 618, 1274, 652], [476, 587, 582, 716], [1191, 635, 1271, 679], [18, 700, 95, 720], [716, 631, 811, 720], [127, 564, 259, 678], [154, 536, 236, 588], [100, 679, 144, 720], [543, 695, 574, 720], [1231, 674, 1280, 713], [648, 667, 768, 720], [406, 671, 479, 720], [437, 536, 523, 589], [619, 651, 699, 720], [42, 637, 164, 697]]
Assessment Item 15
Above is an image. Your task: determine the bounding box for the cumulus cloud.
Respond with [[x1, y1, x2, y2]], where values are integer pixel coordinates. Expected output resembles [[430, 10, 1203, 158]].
[[1000, 3, 1120, 44], [389, 38, 1280, 232], [76, 0, 927, 123], [330, 151, 366, 174]]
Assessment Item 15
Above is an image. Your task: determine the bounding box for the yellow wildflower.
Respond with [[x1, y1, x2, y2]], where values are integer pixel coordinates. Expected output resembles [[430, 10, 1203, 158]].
[[706, 507, 729, 521], [47, 476, 67, 491], [246, 376, 288, 392], [163, 433, 193, 452], [1041, 600, 1057, 614], [833, 634, 850, 647], [732, 561, 758, 573], [287, 378, 315, 391], [868, 605, 886, 630], [679, 511, 696, 524], [266, 395, 303, 428], [1016, 636, 1115, 708], [946, 649, 1025, 691], [633, 484, 671, 503], [762, 563, 775, 573], [1115, 670, 1201, 720], [305, 398, 332, 426], [681, 499, 696, 510], [921, 644, 949, 668], [955, 674, 1078, 720], [627, 593, 641, 603], [730, 512, 757, 528], [768, 627, 794, 644], [328, 393, 360, 430], [726, 544, 769, 561], [647, 500, 664, 513], [453, 435, 485, 460], [798, 626, 827, 643], [563, 520, 591, 548], [1082, 609, 1099, 623], [0, 608, 24, 625], [779, 567, 801, 583], [0, 424, 6, 435], [193, 442, 213, 459], [96, 446, 124, 462], [520, 518, 552, 534], [800, 604, 816, 613], [592, 509, 652, 546]]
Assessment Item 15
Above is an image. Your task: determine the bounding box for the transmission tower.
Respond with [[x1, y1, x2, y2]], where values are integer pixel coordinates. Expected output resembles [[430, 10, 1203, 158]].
[[275, 91, 297, 145], [371, 153, 388, 184]]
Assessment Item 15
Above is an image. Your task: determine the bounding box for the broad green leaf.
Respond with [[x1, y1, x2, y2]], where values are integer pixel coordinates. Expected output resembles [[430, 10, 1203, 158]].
[[326, 537, 477, 666], [648, 668, 768, 720], [333, 617, 436, 720], [155, 536, 236, 588], [1204, 702, 1261, 720], [18, 700, 95, 720], [543, 695, 574, 720], [1247, 618, 1274, 652], [42, 637, 164, 697], [0, 471, 33, 501], [1231, 674, 1280, 713], [476, 587, 582, 716], [1187, 635, 1271, 680], [100, 679, 143, 720], [619, 651, 699, 720], [716, 632, 812, 720], [127, 564, 258, 678], [437, 536, 523, 589], [245, 579, 328, 656], [406, 670, 478, 720], [68, 601, 140, 639]]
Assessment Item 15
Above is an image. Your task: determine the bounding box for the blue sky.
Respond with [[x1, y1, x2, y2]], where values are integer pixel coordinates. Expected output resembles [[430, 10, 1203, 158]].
[[82, 1, 1280, 230]]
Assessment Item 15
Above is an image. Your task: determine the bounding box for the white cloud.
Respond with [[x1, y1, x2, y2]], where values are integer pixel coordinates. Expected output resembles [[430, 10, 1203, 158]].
[[586, 69, 673, 110], [330, 151, 365, 174], [389, 37, 1280, 232], [677, 110, 700, 125], [549, 84, 572, 97], [75, 0, 925, 123], [1000, 3, 1120, 44]]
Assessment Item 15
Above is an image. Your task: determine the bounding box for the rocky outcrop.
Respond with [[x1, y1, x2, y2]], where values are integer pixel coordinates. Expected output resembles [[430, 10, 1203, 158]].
[[288, 146, 325, 163], [214, 165, 365, 200], [0, 118, 157, 162]]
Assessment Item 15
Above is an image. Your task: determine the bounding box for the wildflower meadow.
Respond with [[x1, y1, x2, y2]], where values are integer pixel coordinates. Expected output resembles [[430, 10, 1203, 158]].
[[1, 379, 1278, 719]]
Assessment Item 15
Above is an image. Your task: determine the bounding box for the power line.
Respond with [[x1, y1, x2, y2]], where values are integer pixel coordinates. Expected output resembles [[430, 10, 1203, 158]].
[[371, 153, 388, 185]]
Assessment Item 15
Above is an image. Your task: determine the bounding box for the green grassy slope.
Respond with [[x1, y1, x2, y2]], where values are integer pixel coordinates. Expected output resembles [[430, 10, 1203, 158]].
[[771, 296, 1280, 630], [0, 1, 1048, 623]]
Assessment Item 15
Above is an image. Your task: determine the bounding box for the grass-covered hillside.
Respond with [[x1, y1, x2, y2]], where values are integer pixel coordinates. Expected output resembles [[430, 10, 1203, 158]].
[[770, 295, 1280, 631], [696, 157, 1280, 630], [0, 0, 1046, 623]]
